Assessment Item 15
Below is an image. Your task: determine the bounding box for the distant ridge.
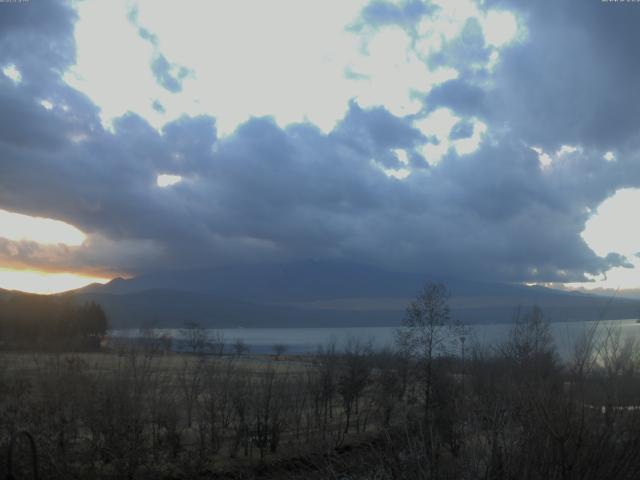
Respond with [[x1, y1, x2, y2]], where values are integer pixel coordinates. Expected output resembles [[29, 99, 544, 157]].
[[59, 260, 640, 329]]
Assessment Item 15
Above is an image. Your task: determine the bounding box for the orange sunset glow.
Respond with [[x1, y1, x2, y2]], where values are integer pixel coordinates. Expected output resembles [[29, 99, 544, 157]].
[[0, 267, 110, 294], [0, 209, 111, 293]]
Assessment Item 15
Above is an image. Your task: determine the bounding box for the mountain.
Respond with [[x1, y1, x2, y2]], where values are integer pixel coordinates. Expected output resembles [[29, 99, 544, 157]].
[[77, 261, 426, 301], [68, 261, 640, 328], [566, 286, 640, 301]]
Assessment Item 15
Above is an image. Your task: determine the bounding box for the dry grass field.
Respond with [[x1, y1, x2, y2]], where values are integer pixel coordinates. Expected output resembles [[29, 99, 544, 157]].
[[4, 311, 640, 479]]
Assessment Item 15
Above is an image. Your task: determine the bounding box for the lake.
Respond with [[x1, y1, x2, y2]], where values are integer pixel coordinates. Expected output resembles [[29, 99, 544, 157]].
[[110, 318, 640, 357]]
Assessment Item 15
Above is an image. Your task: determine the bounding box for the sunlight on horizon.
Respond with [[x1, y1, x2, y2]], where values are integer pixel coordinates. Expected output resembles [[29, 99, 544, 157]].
[[0, 268, 110, 295], [0, 211, 98, 293]]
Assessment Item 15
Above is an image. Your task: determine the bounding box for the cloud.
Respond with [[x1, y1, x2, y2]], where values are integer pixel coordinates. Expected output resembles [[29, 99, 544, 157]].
[[449, 119, 474, 140], [427, 79, 486, 117], [356, 0, 431, 29], [438, 0, 640, 151], [335, 101, 428, 168], [0, 0, 77, 77], [0, 0, 639, 288], [427, 16, 490, 74], [129, 7, 191, 93], [150, 54, 190, 93], [0, 97, 625, 283]]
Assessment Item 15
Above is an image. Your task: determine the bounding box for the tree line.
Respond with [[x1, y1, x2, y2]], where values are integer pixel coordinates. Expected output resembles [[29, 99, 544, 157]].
[[0, 292, 108, 350]]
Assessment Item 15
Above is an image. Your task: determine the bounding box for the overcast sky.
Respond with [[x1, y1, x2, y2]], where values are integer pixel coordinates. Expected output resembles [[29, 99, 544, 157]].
[[1, 0, 639, 293]]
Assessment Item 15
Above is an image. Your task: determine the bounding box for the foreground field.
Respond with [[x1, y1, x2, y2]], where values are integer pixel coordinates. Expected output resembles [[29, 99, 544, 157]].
[[4, 312, 640, 479], [1, 344, 408, 479]]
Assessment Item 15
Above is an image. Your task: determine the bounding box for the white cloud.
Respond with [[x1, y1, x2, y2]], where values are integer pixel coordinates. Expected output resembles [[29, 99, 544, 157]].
[[531, 145, 580, 171], [393, 148, 409, 165], [157, 174, 182, 187], [556, 144, 579, 156], [531, 146, 553, 170], [40, 99, 54, 110], [414, 109, 485, 165], [371, 159, 411, 180], [2, 64, 22, 84], [452, 119, 487, 156], [481, 10, 519, 48]]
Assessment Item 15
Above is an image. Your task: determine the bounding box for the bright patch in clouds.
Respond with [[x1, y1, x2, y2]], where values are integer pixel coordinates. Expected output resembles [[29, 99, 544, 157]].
[[583, 189, 640, 259], [579, 188, 640, 289], [64, 0, 515, 138], [351, 27, 458, 117], [157, 174, 182, 187], [374, 150, 411, 180], [67, 0, 371, 135], [65, 0, 159, 132], [557, 145, 579, 156], [415, 108, 459, 165], [0, 210, 86, 246], [2, 64, 22, 84], [415, 109, 486, 165], [531, 145, 580, 171], [418, 0, 480, 46], [393, 149, 409, 165], [482, 10, 518, 47], [40, 99, 54, 110], [0, 268, 109, 294], [531, 146, 553, 170], [454, 120, 487, 156], [416, 1, 519, 56], [375, 162, 411, 180]]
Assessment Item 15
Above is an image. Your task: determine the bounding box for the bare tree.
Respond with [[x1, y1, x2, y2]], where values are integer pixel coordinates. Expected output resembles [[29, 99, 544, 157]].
[[337, 338, 372, 433], [210, 329, 225, 356], [272, 343, 288, 360], [371, 348, 407, 427], [138, 325, 165, 355], [501, 305, 558, 380], [396, 283, 463, 424], [232, 338, 249, 356], [314, 341, 339, 440], [395, 282, 465, 477], [181, 321, 209, 355], [177, 356, 205, 428]]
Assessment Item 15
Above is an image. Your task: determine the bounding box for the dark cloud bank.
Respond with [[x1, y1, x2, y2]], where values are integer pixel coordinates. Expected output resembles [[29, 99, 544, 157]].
[[1, 0, 640, 286]]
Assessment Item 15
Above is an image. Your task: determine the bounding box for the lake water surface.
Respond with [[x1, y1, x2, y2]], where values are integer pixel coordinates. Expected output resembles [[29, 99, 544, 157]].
[[111, 318, 640, 357]]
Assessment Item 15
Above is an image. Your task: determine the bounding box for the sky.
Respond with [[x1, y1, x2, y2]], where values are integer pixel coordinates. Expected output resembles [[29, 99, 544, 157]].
[[0, 0, 639, 294]]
